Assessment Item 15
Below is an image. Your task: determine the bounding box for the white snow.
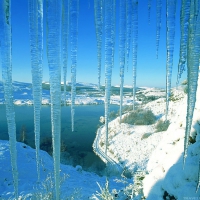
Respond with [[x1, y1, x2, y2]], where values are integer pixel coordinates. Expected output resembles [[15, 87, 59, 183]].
[[94, 79, 200, 199], [1, 80, 200, 199], [0, 140, 125, 199]]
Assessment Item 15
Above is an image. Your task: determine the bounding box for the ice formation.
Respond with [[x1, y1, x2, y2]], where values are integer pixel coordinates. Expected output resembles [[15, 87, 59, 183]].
[[46, 0, 62, 199], [156, 0, 162, 58], [28, 0, 43, 181], [0, 0, 18, 198], [125, 0, 132, 72], [177, 0, 190, 85], [104, 0, 115, 154], [165, 0, 176, 120], [197, 159, 200, 191], [94, 0, 103, 89], [184, 0, 200, 166], [70, 0, 79, 132], [1, 0, 200, 197], [62, 0, 69, 104], [119, 0, 126, 122], [132, 0, 138, 110]]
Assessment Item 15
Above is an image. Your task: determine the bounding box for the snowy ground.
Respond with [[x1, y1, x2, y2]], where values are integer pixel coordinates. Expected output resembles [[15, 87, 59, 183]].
[[96, 81, 200, 199], [0, 140, 126, 199], [1, 80, 200, 199]]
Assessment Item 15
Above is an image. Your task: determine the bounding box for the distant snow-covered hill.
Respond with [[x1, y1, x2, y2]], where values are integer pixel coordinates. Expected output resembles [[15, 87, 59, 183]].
[[0, 81, 161, 106]]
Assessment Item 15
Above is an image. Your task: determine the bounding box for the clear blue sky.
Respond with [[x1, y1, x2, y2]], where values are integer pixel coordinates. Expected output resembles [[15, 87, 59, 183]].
[[1, 0, 185, 87]]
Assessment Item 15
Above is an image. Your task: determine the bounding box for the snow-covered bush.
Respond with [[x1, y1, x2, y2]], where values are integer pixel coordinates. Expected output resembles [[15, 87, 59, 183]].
[[181, 79, 188, 85], [141, 132, 153, 140], [143, 95, 158, 104], [169, 92, 179, 102], [91, 179, 115, 200], [155, 120, 170, 132], [109, 111, 119, 120], [19, 173, 72, 200], [183, 85, 188, 94], [122, 105, 133, 113], [131, 170, 146, 199], [121, 109, 156, 125], [99, 116, 105, 123]]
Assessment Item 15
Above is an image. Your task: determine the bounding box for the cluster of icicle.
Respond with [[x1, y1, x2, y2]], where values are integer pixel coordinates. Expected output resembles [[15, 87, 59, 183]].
[[1, 0, 200, 198], [1, 0, 79, 199], [94, 0, 200, 192], [94, 0, 138, 155], [183, 0, 200, 192]]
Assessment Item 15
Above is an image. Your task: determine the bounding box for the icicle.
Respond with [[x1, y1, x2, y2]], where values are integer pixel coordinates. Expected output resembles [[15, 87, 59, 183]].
[[0, 0, 18, 198], [126, 0, 132, 71], [177, 0, 190, 85], [197, 158, 200, 192], [156, 0, 162, 58], [28, 0, 43, 181], [194, 0, 199, 17], [119, 0, 126, 122], [70, 0, 79, 132], [46, 0, 61, 199], [165, 0, 176, 120], [62, 0, 69, 104], [104, 0, 115, 154], [132, 0, 138, 111], [183, 0, 200, 166], [148, 0, 151, 24], [112, 0, 116, 57], [94, 0, 103, 90]]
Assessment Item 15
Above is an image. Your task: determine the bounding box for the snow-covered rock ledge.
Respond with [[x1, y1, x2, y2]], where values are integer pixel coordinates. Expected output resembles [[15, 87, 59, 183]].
[[143, 84, 200, 199], [94, 84, 200, 199], [95, 117, 164, 172]]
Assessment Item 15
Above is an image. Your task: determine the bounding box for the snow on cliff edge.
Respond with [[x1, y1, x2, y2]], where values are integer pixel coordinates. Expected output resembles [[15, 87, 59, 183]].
[[143, 79, 200, 199]]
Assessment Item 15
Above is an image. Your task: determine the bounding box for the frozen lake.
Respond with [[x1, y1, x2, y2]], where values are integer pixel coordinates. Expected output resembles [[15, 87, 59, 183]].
[[0, 104, 119, 175]]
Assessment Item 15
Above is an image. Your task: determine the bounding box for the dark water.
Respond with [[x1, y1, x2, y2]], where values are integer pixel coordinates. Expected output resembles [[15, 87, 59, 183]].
[[0, 104, 119, 174]]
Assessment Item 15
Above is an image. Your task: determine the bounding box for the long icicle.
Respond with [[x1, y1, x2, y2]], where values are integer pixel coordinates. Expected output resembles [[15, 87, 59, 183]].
[[28, 0, 43, 181], [156, 0, 162, 58], [112, 0, 116, 65], [46, 0, 61, 199], [197, 158, 200, 192], [70, 0, 79, 132], [62, 0, 69, 104], [126, 0, 132, 71], [132, 0, 138, 111], [94, 0, 103, 90], [183, 0, 200, 166], [104, 0, 115, 155], [165, 0, 176, 120], [119, 0, 126, 122], [1, 0, 18, 198], [176, 0, 190, 85]]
